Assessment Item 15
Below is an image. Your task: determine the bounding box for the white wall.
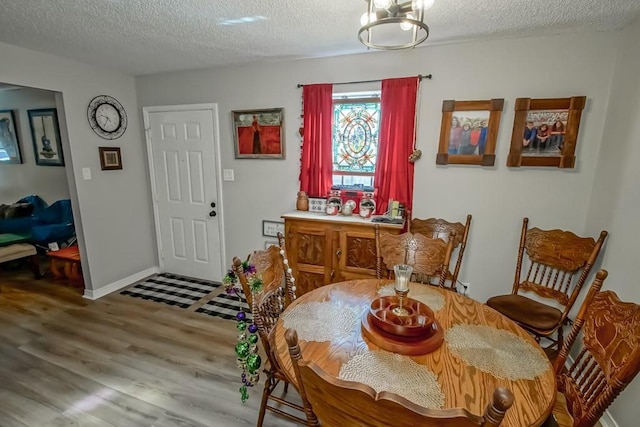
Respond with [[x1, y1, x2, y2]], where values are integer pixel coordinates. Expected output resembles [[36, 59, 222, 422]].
[[137, 31, 617, 301], [585, 18, 640, 427], [0, 87, 70, 203], [0, 41, 157, 292]]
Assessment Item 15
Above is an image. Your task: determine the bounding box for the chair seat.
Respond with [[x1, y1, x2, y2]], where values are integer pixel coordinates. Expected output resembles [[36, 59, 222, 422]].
[[486, 294, 563, 332]]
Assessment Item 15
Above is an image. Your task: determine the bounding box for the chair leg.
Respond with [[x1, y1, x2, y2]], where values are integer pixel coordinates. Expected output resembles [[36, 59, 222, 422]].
[[29, 255, 42, 279], [283, 381, 289, 393], [256, 378, 271, 427]]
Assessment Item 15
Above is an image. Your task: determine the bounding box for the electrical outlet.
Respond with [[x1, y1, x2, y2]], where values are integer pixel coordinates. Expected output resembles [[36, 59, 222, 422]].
[[457, 281, 470, 296]]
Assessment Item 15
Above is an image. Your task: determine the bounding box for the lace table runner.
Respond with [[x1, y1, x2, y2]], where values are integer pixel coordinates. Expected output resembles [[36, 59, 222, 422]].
[[377, 283, 445, 312], [282, 300, 364, 342], [339, 350, 444, 409], [445, 324, 550, 380]]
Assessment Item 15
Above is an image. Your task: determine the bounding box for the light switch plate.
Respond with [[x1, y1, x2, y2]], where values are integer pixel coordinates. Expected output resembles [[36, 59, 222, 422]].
[[223, 169, 234, 181], [82, 167, 92, 180]]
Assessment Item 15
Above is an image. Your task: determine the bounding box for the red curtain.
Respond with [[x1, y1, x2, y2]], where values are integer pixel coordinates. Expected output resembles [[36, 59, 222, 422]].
[[300, 84, 333, 197], [374, 77, 419, 215]]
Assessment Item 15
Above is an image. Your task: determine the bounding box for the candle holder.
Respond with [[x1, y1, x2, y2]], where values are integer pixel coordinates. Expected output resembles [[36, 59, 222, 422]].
[[392, 264, 413, 316]]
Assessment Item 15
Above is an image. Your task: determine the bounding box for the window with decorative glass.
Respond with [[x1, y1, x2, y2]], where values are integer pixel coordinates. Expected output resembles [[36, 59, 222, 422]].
[[332, 94, 381, 188]]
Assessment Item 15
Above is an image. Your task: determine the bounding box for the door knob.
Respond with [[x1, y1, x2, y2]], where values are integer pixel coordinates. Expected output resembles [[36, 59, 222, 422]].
[[210, 202, 216, 208], [209, 211, 217, 217]]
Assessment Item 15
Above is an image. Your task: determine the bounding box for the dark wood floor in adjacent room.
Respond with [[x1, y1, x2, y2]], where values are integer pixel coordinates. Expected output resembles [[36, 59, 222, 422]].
[[0, 267, 296, 427]]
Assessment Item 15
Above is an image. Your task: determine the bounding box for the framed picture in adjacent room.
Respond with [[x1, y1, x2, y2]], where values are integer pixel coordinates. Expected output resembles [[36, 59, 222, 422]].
[[436, 99, 504, 166], [506, 96, 586, 168], [0, 109, 22, 164], [28, 108, 64, 166], [232, 108, 285, 159], [99, 147, 122, 170]]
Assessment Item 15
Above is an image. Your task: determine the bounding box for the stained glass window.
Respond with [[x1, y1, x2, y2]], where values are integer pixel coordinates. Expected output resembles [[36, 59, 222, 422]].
[[332, 100, 380, 176]]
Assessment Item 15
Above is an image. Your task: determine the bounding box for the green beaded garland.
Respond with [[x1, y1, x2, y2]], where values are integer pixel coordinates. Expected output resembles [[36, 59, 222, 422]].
[[236, 321, 247, 331], [248, 334, 259, 344], [246, 353, 262, 374], [235, 341, 250, 359], [240, 385, 249, 403]]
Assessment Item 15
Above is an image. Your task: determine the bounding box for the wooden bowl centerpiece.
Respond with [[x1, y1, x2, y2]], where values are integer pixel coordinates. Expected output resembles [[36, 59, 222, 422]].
[[362, 296, 444, 355], [369, 296, 435, 337]]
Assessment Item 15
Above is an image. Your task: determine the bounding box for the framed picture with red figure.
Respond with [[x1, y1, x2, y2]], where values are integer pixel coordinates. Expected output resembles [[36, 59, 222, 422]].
[[232, 108, 285, 159]]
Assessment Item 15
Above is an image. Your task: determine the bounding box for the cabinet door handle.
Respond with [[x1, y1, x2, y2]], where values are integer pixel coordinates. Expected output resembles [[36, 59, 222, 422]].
[[336, 248, 342, 258], [330, 270, 335, 280]]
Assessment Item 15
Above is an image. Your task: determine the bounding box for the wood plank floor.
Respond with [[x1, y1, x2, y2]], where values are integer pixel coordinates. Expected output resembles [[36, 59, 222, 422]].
[[0, 264, 596, 427], [0, 266, 297, 427]]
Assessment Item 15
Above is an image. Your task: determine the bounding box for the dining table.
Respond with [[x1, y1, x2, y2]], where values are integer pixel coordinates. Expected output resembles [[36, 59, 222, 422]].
[[272, 279, 556, 427]]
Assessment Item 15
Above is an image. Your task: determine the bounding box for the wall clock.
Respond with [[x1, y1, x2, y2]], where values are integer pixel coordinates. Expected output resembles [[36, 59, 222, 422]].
[[87, 95, 127, 140]]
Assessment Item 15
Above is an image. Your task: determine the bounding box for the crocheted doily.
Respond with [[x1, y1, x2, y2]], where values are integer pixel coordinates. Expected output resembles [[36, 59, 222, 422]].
[[338, 350, 444, 409], [445, 324, 550, 380], [377, 283, 445, 312], [282, 301, 364, 342]]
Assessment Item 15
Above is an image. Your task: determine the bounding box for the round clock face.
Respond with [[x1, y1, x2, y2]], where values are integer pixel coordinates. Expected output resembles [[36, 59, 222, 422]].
[[87, 95, 127, 139]]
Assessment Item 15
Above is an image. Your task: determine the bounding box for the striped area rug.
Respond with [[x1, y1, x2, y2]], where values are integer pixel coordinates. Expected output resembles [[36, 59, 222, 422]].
[[196, 291, 253, 321], [121, 273, 219, 309]]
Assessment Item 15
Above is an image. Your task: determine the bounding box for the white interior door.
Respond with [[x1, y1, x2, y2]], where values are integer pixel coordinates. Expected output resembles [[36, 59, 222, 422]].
[[146, 107, 223, 282]]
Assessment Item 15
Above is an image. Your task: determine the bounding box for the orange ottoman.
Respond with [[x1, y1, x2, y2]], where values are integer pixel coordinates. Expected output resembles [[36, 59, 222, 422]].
[[47, 246, 83, 289]]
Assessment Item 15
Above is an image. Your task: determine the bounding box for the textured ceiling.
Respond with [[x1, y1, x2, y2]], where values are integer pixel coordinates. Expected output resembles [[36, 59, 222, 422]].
[[0, 0, 638, 76]]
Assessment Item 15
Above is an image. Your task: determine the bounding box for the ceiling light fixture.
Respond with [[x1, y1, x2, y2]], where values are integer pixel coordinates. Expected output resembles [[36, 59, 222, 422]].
[[359, 0, 434, 50]]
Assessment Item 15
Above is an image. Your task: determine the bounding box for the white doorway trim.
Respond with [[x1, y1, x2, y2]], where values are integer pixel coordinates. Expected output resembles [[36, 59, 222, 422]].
[[142, 103, 226, 280]]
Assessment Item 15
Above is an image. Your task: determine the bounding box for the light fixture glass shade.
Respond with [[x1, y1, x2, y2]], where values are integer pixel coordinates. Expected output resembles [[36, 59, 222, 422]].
[[412, 0, 435, 10], [374, 0, 392, 8], [400, 14, 415, 31], [360, 11, 377, 26]]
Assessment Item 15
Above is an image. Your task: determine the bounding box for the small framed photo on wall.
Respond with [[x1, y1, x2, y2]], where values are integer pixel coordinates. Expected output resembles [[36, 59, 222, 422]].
[[506, 96, 586, 168], [99, 147, 123, 170], [28, 108, 64, 166], [0, 109, 22, 164], [436, 99, 504, 166]]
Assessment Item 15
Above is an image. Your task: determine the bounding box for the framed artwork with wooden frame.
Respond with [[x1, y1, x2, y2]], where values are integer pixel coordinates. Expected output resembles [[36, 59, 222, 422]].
[[436, 99, 504, 166], [506, 96, 586, 168], [232, 108, 285, 159], [99, 147, 122, 170]]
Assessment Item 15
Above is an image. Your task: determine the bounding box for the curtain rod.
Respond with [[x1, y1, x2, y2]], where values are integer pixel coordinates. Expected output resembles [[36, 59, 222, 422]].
[[296, 74, 432, 88]]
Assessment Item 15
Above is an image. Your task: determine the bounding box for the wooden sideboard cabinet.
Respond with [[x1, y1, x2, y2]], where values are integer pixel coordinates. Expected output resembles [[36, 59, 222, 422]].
[[282, 211, 403, 296]]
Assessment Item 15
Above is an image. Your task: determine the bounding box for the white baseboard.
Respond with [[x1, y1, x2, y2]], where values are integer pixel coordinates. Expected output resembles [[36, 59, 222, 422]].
[[599, 411, 619, 427], [83, 266, 160, 300], [564, 355, 619, 427]]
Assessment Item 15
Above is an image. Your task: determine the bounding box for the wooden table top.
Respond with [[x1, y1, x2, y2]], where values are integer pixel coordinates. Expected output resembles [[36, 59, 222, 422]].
[[273, 279, 556, 427]]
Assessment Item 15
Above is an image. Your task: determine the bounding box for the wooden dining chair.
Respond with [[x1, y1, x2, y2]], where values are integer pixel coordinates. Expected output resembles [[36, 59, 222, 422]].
[[409, 214, 472, 288], [232, 247, 305, 427], [546, 270, 640, 427], [375, 227, 456, 289], [486, 218, 607, 354], [285, 328, 514, 427]]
